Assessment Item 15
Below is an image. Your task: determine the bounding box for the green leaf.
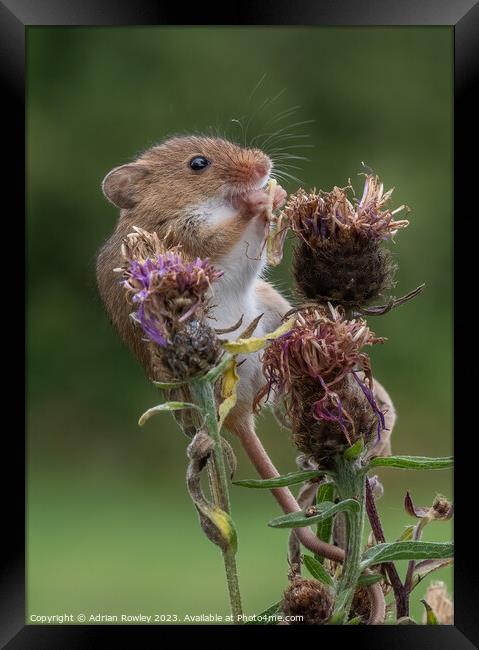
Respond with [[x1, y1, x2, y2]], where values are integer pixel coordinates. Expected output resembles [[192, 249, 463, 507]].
[[268, 499, 360, 529], [344, 438, 364, 460], [138, 402, 200, 426], [200, 352, 234, 383], [368, 455, 453, 471], [357, 573, 383, 587], [315, 483, 335, 563], [303, 555, 335, 587], [233, 469, 321, 489], [152, 380, 184, 389], [421, 599, 439, 625], [360, 541, 453, 570], [327, 612, 345, 625], [245, 602, 282, 625]]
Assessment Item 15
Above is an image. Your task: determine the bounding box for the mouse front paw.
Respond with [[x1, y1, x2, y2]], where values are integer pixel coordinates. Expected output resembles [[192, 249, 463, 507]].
[[236, 189, 271, 219], [236, 184, 288, 220], [272, 185, 287, 211]]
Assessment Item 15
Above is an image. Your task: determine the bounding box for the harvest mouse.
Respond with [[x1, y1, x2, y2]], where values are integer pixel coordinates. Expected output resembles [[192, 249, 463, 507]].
[[96, 135, 395, 545], [96, 135, 291, 431]]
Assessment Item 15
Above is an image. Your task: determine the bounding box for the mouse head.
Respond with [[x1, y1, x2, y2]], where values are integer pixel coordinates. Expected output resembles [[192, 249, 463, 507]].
[[102, 135, 272, 214]]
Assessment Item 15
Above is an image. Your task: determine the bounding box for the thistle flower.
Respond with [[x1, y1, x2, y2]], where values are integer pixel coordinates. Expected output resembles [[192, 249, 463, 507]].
[[284, 174, 409, 307], [119, 227, 223, 381], [281, 576, 333, 625], [254, 304, 386, 466]]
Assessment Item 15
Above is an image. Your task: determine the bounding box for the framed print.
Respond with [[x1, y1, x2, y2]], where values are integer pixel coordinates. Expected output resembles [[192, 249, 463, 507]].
[[4, 0, 477, 647]]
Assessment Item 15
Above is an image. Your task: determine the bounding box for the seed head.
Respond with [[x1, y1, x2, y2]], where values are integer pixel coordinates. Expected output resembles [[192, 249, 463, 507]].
[[281, 576, 333, 625], [255, 305, 386, 466], [284, 174, 409, 307]]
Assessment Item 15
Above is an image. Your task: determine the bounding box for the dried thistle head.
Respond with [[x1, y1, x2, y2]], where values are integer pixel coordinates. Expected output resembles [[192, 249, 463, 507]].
[[120, 226, 166, 263], [281, 576, 333, 625], [284, 174, 409, 307], [405, 492, 454, 522], [255, 304, 386, 466], [119, 227, 223, 381]]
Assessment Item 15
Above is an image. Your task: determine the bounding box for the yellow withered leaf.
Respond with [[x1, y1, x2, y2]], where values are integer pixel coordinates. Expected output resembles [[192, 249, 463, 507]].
[[208, 505, 238, 553], [222, 318, 294, 355], [218, 358, 240, 429]]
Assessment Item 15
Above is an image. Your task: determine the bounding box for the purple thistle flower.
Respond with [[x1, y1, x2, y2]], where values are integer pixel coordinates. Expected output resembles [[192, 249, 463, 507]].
[[254, 305, 385, 456], [120, 232, 222, 347]]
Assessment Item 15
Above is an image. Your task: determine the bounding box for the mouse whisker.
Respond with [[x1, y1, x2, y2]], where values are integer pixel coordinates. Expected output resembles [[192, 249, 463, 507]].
[[271, 170, 305, 186], [249, 105, 302, 147], [247, 73, 268, 104], [243, 89, 287, 147], [268, 105, 302, 126], [262, 135, 312, 157], [258, 120, 315, 149], [230, 117, 247, 147], [273, 163, 303, 172], [269, 154, 312, 164]]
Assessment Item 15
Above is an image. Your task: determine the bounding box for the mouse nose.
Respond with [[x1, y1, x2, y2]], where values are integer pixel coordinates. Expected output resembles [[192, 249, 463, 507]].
[[254, 160, 270, 177]]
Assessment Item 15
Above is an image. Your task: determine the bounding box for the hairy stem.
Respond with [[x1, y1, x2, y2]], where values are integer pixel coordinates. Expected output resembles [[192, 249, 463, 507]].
[[365, 478, 409, 618], [404, 516, 428, 592], [235, 425, 385, 623], [331, 458, 366, 623], [191, 381, 243, 623]]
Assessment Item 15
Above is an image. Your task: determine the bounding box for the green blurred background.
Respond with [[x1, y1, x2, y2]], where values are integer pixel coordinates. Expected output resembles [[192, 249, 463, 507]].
[[27, 27, 452, 624]]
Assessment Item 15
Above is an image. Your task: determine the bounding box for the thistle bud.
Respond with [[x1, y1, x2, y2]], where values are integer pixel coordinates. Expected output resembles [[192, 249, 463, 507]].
[[149, 319, 222, 382], [255, 305, 386, 468], [284, 175, 409, 308], [119, 228, 223, 382], [281, 576, 333, 625]]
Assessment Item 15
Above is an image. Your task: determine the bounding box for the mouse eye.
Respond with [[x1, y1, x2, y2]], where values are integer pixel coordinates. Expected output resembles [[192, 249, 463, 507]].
[[189, 156, 211, 171]]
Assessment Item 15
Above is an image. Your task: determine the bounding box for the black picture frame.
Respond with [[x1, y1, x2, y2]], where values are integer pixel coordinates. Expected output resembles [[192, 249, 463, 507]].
[[5, 1, 476, 647]]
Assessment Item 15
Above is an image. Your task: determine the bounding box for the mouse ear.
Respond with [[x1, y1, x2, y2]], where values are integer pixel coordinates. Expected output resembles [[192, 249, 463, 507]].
[[102, 163, 150, 209]]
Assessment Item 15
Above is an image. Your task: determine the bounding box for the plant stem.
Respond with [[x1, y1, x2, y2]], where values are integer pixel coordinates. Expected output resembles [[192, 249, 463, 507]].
[[404, 516, 429, 593], [234, 423, 385, 623], [331, 457, 366, 623], [191, 380, 243, 623], [365, 478, 409, 618]]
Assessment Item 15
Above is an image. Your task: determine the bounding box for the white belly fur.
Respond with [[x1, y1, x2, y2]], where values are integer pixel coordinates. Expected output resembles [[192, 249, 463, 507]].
[[206, 215, 272, 408]]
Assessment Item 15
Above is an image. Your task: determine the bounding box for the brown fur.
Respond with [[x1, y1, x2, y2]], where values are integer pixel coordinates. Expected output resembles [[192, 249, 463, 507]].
[[96, 135, 273, 379]]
